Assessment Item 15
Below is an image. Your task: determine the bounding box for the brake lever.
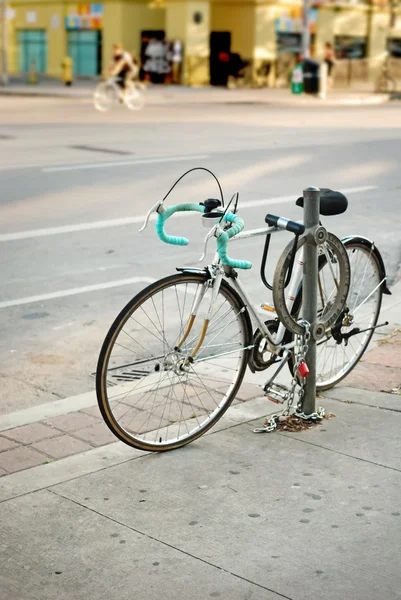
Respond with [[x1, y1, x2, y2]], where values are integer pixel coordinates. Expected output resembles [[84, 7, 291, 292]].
[[139, 201, 164, 232], [199, 225, 219, 262]]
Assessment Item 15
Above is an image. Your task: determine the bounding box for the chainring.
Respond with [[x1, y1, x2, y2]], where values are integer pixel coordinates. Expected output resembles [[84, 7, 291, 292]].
[[248, 319, 287, 372]]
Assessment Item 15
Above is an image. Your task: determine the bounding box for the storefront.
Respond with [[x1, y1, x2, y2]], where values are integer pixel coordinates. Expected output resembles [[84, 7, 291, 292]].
[[2, 0, 401, 86], [3, 0, 165, 79], [17, 29, 47, 73], [65, 4, 104, 76]]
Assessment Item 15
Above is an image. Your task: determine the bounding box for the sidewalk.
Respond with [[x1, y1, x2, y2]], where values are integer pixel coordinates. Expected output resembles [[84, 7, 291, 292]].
[[0, 283, 400, 599], [0, 77, 392, 107]]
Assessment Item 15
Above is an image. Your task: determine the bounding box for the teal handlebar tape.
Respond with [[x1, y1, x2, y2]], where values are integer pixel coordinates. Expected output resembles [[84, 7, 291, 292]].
[[216, 213, 252, 269], [155, 203, 205, 246], [155, 203, 252, 269]]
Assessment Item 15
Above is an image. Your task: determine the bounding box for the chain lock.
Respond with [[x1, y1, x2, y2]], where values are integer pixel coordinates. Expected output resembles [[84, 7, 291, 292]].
[[253, 319, 325, 433]]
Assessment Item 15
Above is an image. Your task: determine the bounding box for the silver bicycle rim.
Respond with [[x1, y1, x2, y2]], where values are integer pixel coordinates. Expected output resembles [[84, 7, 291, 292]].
[[100, 277, 247, 449], [125, 85, 145, 110], [316, 244, 382, 390], [94, 83, 117, 112]]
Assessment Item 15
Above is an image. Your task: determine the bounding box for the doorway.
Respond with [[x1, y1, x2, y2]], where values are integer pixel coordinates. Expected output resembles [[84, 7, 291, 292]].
[[67, 30, 102, 76], [18, 30, 47, 73], [209, 31, 231, 86]]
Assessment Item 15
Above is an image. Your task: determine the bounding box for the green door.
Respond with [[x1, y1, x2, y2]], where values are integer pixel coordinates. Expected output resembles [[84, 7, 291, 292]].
[[18, 30, 47, 73], [67, 31, 102, 76]]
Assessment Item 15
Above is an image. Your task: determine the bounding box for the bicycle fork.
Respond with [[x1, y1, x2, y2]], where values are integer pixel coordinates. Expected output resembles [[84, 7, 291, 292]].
[[175, 272, 224, 364]]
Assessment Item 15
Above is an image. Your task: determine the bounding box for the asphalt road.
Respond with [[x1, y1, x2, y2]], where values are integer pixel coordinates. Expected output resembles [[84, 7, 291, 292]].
[[0, 96, 400, 414]]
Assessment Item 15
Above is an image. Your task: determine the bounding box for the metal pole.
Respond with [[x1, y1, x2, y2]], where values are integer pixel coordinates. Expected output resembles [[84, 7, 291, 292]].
[[1, 0, 8, 86], [301, 186, 320, 415], [302, 0, 310, 60]]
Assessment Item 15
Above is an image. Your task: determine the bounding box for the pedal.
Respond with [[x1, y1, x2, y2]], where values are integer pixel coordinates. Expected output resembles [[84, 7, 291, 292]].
[[263, 382, 290, 404]]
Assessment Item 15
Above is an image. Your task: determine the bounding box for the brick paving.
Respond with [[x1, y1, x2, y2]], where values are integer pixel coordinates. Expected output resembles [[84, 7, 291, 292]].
[[1, 330, 398, 478], [345, 330, 401, 393], [0, 380, 262, 477]]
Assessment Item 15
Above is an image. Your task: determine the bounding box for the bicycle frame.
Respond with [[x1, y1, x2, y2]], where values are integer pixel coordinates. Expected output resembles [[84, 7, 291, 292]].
[[180, 224, 304, 363], [230, 225, 303, 349]]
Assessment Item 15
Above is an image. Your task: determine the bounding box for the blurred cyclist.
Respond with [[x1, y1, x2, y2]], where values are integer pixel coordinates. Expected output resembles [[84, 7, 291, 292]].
[[108, 43, 138, 98]]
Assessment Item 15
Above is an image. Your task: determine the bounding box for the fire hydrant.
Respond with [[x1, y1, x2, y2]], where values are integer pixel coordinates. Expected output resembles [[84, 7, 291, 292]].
[[61, 56, 73, 86], [28, 60, 37, 85]]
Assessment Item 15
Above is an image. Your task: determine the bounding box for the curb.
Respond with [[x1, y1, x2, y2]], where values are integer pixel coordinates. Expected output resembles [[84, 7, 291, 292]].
[[0, 88, 391, 107]]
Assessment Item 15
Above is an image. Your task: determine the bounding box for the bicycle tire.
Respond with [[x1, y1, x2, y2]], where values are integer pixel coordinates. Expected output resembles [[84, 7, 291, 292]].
[[273, 232, 351, 336], [96, 272, 252, 452], [125, 84, 145, 111], [93, 81, 118, 112], [288, 239, 383, 390], [377, 74, 396, 94]]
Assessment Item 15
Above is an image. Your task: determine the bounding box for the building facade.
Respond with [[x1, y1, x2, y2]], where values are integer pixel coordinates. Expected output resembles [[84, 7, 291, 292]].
[[1, 0, 401, 85]]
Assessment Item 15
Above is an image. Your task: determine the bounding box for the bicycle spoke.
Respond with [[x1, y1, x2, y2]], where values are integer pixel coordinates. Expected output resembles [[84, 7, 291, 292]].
[[98, 275, 247, 450]]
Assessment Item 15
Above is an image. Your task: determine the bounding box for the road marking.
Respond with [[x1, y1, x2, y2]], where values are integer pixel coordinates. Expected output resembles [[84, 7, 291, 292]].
[[42, 154, 210, 173], [0, 277, 155, 309], [0, 186, 377, 243]]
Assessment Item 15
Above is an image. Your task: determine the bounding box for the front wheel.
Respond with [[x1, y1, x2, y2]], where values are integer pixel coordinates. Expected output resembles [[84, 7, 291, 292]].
[[93, 81, 118, 112], [96, 273, 252, 452]]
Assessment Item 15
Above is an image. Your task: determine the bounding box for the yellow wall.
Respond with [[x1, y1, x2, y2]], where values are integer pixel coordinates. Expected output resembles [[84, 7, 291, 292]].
[[315, 7, 334, 60], [3, 0, 164, 78], [334, 7, 368, 36], [2, 0, 400, 84], [128, 4, 165, 56], [5, 2, 66, 76], [254, 4, 275, 60], [166, 1, 188, 40], [102, 1, 123, 74], [211, 2, 255, 58], [166, 0, 210, 84]]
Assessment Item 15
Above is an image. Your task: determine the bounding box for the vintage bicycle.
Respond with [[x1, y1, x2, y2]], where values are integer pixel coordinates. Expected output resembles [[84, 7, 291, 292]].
[[96, 173, 390, 452]]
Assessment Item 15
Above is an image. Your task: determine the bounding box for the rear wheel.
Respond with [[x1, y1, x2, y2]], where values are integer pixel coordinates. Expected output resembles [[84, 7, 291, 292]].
[[125, 83, 145, 110], [289, 240, 383, 390], [377, 74, 396, 93], [96, 273, 252, 452]]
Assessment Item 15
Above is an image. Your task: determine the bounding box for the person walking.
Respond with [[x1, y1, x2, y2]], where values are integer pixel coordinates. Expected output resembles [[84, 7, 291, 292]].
[[324, 42, 335, 89]]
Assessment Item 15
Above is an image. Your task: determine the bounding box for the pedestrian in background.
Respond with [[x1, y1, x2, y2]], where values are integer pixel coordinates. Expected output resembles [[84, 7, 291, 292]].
[[324, 42, 335, 89]]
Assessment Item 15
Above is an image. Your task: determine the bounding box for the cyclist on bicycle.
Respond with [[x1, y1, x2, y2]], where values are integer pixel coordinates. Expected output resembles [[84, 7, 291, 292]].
[[108, 43, 138, 97]]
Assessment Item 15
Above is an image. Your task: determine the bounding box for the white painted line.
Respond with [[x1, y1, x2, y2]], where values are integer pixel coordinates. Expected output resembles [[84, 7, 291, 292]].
[[0, 186, 377, 243], [240, 185, 377, 210], [0, 391, 99, 432], [0, 367, 235, 432], [42, 154, 209, 173], [0, 277, 155, 309], [0, 214, 155, 241]]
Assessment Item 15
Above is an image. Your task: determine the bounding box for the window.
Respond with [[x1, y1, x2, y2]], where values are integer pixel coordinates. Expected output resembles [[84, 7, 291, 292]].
[[334, 36, 367, 59], [388, 38, 401, 58]]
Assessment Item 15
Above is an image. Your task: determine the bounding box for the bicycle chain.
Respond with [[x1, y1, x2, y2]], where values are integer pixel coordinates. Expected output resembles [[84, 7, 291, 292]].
[[253, 320, 324, 433]]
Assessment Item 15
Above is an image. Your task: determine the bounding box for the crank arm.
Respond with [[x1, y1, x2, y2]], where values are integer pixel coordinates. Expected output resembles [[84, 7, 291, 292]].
[[262, 349, 290, 393]]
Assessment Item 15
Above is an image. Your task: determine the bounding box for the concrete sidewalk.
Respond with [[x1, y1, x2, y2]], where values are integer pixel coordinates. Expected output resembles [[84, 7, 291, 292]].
[[0, 78, 391, 107], [0, 281, 400, 599]]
